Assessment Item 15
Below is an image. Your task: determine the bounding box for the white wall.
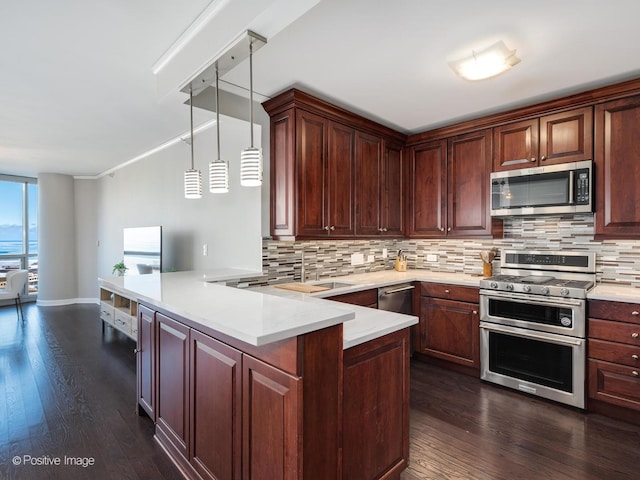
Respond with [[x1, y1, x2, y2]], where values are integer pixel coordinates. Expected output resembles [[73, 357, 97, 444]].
[[73, 113, 263, 300]]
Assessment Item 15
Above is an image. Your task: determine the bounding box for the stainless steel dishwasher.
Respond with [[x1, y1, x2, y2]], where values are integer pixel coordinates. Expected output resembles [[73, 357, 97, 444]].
[[378, 283, 414, 314]]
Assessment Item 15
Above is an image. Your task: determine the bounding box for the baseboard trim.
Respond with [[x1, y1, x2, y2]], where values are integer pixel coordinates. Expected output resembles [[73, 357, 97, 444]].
[[37, 298, 99, 307]]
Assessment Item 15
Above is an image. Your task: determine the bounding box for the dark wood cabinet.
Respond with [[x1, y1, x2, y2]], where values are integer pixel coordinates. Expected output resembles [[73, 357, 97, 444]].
[[264, 89, 407, 240], [137, 304, 156, 420], [595, 96, 640, 238], [156, 312, 191, 459], [343, 328, 410, 480], [406, 130, 495, 238], [588, 300, 640, 422], [242, 355, 302, 480], [189, 329, 242, 480], [416, 283, 480, 375], [493, 107, 593, 171], [329, 288, 378, 308], [355, 134, 403, 236]]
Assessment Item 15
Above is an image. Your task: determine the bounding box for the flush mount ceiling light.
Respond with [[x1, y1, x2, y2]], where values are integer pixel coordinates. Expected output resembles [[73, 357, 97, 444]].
[[184, 85, 202, 199], [240, 37, 263, 187], [209, 63, 229, 193], [449, 40, 521, 81]]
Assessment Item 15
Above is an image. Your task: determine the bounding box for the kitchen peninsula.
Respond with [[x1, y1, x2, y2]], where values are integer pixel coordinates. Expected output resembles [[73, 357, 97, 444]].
[[99, 271, 417, 480]]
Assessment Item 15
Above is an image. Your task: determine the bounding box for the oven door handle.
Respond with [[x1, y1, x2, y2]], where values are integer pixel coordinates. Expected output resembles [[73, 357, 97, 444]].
[[480, 322, 584, 346], [480, 290, 584, 307]]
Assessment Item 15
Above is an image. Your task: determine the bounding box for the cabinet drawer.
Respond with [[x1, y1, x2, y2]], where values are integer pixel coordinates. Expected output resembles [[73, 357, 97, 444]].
[[114, 310, 132, 335], [420, 282, 479, 303], [589, 339, 640, 367], [588, 359, 640, 411], [100, 302, 114, 325], [589, 319, 640, 346], [589, 300, 640, 324], [329, 288, 378, 307]]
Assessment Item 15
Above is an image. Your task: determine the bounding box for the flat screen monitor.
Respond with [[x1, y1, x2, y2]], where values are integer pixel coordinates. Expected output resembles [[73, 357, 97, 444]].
[[123, 226, 162, 275]]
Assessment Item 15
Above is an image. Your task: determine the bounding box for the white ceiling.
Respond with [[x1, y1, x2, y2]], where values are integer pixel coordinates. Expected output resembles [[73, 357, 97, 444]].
[[3, 0, 640, 178]]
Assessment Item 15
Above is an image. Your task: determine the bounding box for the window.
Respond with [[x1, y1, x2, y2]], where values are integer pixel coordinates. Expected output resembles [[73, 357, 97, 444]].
[[0, 175, 38, 296]]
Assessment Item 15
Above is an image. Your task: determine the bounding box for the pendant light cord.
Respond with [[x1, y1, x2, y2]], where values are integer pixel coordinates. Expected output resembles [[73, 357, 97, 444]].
[[189, 85, 195, 169], [215, 63, 220, 161], [249, 40, 254, 148]]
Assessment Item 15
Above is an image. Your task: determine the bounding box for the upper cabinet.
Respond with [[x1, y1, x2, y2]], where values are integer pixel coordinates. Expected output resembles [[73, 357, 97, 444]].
[[264, 89, 406, 240], [493, 107, 593, 171], [406, 129, 496, 238], [595, 95, 640, 238]]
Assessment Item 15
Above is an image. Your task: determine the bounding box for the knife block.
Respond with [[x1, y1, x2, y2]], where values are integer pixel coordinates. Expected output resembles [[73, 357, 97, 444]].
[[394, 257, 407, 272]]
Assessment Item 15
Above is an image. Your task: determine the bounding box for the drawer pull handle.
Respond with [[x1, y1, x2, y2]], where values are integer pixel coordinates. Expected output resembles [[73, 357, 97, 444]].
[[633, 354, 639, 360], [632, 311, 639, 316], [472, 310, 478, 315], [633, 333, 639, 338], [633, 371, 639, 377], [444, 289, 450, 294]]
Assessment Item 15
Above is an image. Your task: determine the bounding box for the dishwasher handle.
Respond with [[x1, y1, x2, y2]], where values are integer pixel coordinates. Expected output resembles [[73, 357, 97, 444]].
[[380, 285, 415, 295]]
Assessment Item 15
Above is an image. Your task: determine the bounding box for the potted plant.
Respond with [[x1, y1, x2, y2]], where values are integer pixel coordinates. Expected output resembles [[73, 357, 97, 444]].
[[112, 261, 128, 276]]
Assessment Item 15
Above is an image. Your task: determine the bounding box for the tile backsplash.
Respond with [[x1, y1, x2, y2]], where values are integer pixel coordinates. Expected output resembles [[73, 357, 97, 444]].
[[229, 214, 640, 289]]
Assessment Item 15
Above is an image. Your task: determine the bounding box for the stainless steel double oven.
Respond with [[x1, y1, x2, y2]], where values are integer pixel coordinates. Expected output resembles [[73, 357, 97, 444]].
[[479, 250, 595, 409]]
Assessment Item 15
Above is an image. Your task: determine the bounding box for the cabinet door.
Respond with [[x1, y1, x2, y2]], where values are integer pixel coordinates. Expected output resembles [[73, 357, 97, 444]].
[[296, 110, 328, 237], [539, 106, 593, 165], [589, 359, 640, 411], [243, 355, 301, 480], [382, 141, 404, 236], [137, 304, 156, 420], [271, 108, 296, 239], [493, 118, 539, 171], [343, 329, 410, 480], [327, 121, 356, 236], [419, 297, 479, 369], [156, 312, 190, 458], [406, 140, 447, 237], [190, 330, 242, 480], [355, 131, 383, 236], [447, 129, 492, 236], [595, 96, 640, 238]]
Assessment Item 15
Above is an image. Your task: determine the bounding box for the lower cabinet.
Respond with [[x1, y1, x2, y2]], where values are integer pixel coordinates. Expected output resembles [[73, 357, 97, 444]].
[[137, 303, 411, 480], [415, 283, 480, 375], [343, 328, 409, 480], [588, 300, 640, 423], [328, 288, 378, 308]]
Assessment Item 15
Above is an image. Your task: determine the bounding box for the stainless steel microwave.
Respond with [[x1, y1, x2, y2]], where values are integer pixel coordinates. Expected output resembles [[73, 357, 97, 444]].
[[490, 160, 593, 217]]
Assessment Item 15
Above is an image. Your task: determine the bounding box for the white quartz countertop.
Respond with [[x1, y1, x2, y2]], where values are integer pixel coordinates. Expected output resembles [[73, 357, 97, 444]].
[[99, 270, 354, 346], [587, 284, 640, 304]]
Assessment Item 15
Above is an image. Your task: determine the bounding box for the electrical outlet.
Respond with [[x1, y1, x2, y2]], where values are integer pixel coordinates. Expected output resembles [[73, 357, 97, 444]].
[[367, 254, 375, 263], [351, 253, 364, 266], [382, 248, 388, 258], [426, 254, 438, 262], [202, 243, 208, 256]]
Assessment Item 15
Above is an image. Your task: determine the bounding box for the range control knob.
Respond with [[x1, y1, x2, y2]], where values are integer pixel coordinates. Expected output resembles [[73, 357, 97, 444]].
[[506, 283, 514, 291], [540, 286, 550, 295], [560, 316, 572, 327], [560, 288, 570, 297], [490, 282, 498, 289], [523, 285, 531, 293]]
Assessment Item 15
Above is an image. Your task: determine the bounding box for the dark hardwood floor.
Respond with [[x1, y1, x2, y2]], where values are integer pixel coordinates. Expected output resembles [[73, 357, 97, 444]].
[[1, 303, 639, 480]]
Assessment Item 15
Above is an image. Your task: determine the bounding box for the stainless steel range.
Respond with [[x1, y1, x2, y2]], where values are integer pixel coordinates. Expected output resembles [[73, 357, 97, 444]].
[[479, 250, 596, 409]]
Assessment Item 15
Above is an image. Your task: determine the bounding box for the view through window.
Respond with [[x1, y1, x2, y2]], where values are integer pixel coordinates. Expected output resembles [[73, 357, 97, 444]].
[[0, 175, 38, 296]]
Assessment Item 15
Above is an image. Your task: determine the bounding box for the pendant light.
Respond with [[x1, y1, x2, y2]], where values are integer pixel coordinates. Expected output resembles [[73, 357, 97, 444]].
[[240, 39, 263, 187], [184, 85, 202, 199], [209, 63, 229, 193]]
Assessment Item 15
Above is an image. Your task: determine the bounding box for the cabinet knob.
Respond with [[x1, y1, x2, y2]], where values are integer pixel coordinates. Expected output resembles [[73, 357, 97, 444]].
[[382, 227, 387, 232], [133, 348, 141, 354], [632, 311, 639, 316], [447, 227, 451, 232], [633, 333, 639, 338], [530, 157, 536, 162], [330, 225, 335, 231], [472, 310, 478, 315], [378, 227, 384, 232], [632, 354, 639, 360], [439, 227, 445, 232], [540, 155, 546, 161], [633, 371, 639, 377], [324, 226, 330, 231], [444, 289, 450, 294]]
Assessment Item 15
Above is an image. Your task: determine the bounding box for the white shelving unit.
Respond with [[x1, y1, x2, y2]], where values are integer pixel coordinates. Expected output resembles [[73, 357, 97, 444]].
[[99, 287, 138, 341]]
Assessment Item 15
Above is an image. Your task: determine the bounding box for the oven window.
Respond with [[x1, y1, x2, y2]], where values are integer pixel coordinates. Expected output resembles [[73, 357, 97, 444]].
[[489, 332, 573, 392], [488, 299, 572, 327]]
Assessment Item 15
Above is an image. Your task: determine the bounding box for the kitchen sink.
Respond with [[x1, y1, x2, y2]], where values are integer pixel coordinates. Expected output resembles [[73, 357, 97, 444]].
[[312, 281, 355, 290]]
